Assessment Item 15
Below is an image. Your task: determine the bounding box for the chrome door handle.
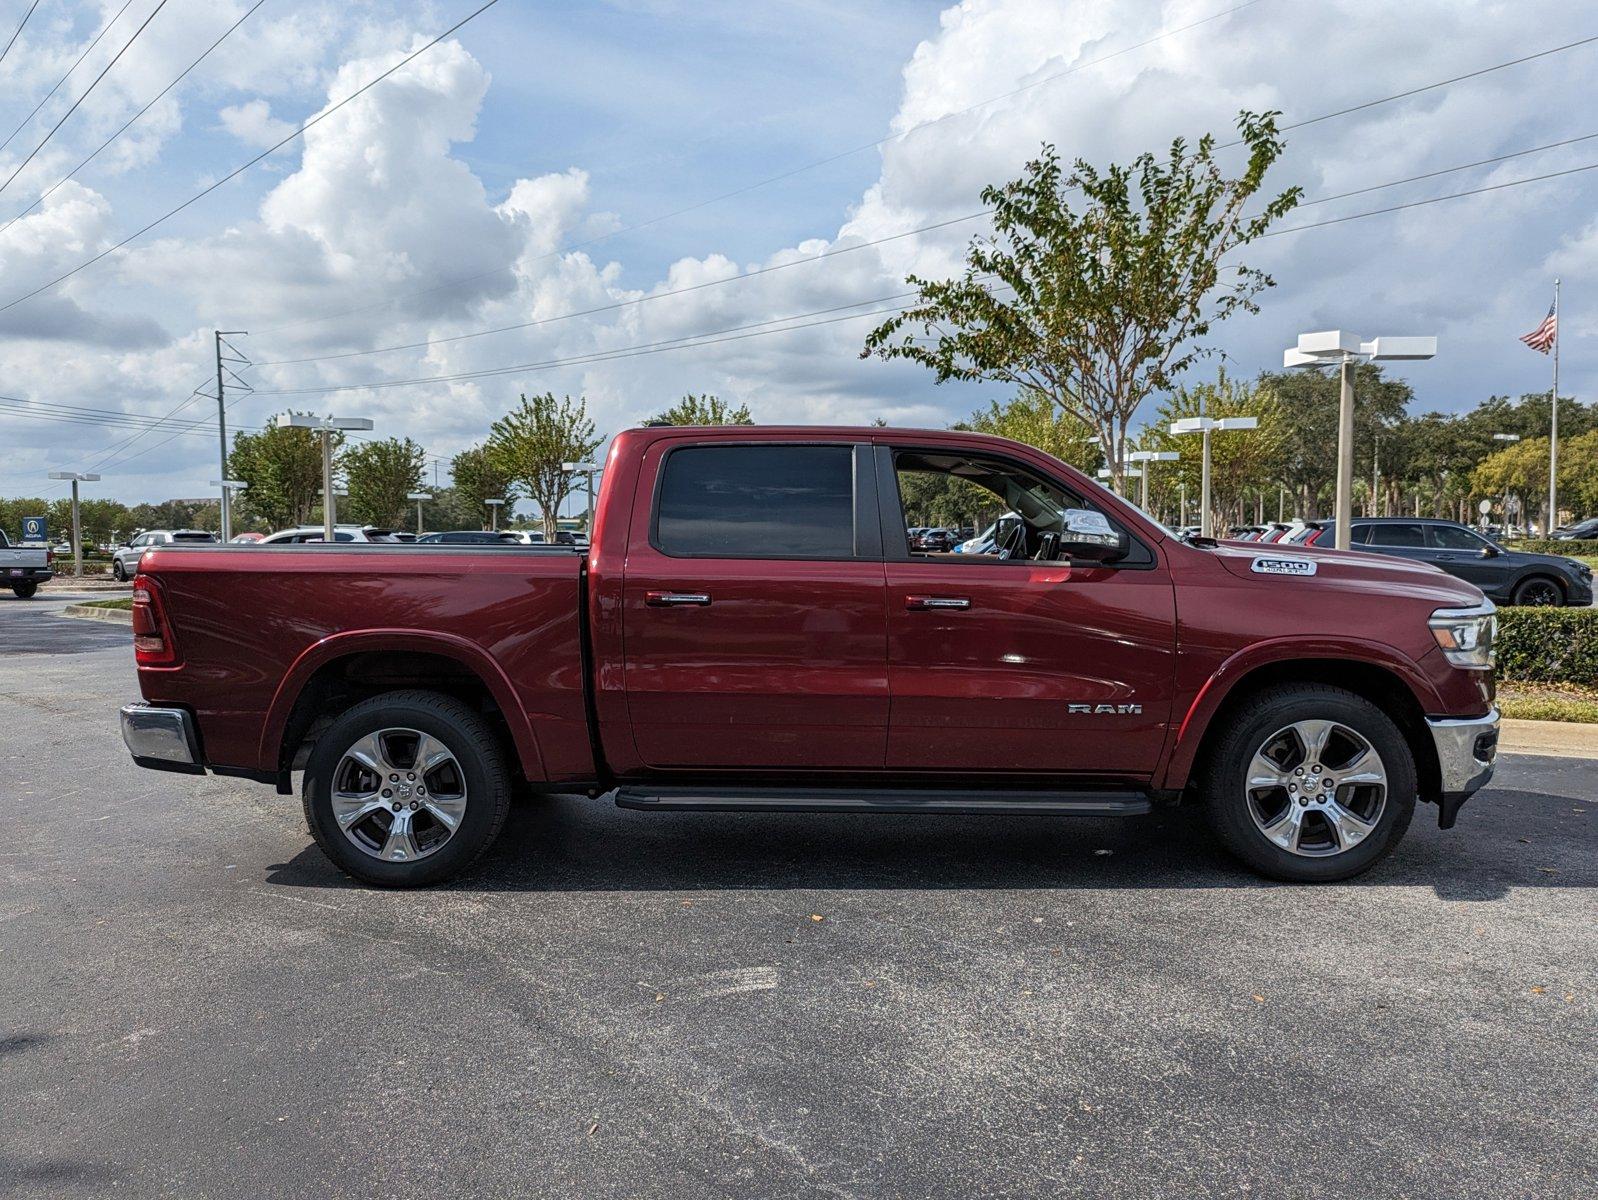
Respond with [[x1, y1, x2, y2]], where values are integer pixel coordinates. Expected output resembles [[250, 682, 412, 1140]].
[[906, 595, 970, 611], [646, 591, 712, 607]]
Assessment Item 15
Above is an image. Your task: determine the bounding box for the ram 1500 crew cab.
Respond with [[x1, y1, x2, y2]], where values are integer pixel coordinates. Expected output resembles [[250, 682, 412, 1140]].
[[121, 425, 1499, 886]]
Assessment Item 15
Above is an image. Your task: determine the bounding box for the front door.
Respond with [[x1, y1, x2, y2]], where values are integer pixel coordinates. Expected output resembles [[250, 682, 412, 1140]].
[[622, 440, 889, 771], [879, 444, 1176, 776]]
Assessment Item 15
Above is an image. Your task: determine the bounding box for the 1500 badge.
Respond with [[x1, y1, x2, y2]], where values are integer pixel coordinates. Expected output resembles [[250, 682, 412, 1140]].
[[1067, 704, 1143, 715], [1251, 556, 1318, 577]]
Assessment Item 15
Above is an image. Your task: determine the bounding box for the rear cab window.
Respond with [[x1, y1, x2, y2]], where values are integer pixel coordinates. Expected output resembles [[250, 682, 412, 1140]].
[[654, 444, 858, 559]]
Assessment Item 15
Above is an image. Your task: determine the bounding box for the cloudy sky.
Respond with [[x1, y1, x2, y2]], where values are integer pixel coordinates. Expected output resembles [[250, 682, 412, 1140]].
[[0, 0, 1593, 504]]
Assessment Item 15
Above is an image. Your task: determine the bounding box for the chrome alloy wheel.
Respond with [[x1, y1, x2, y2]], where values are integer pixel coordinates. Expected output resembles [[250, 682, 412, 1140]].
[[331, 728, 468, 863], [1244, 719, 1388, 857]]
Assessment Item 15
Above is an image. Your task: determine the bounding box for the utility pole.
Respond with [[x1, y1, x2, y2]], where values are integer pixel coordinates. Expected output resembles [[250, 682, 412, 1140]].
[[213, 331, 249, 539]]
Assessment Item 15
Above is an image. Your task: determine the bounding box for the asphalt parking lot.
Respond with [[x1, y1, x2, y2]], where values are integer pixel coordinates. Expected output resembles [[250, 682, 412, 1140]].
[[2, 596, 1594, 1199]]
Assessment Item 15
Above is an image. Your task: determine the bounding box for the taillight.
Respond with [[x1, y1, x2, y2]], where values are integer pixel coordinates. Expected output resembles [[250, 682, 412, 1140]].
[[45, 548, 53, 564], [132, 576, 178, 666]]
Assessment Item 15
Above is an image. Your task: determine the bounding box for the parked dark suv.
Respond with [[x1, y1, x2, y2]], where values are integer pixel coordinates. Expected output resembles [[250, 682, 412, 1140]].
[[1312, 518, 1593, 607]]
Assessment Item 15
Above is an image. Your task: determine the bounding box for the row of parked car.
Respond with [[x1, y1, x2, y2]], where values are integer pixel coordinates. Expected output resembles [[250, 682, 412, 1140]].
[[108, 525, 587, 579], [1214, 517, 1593, 607]]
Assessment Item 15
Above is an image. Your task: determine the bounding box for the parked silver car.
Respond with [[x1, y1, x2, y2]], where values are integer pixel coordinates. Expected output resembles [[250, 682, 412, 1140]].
[[112, 529, 217, 580]]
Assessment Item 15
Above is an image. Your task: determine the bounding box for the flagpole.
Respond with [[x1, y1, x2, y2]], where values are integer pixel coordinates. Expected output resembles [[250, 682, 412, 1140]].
[[1549, 277, 1560, 534]]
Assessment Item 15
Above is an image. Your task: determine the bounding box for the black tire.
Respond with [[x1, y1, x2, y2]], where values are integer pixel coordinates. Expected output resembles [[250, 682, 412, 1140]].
[[112, 559, 126, 582], [1510, 575, 1564, 607], [302, 690, 512, 887], [11, 581, 38, 599], [1201, 684, 1416, 882]]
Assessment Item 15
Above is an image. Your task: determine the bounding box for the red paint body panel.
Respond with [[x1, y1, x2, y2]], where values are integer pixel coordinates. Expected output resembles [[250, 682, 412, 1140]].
[[135, 424, 1496, 797]]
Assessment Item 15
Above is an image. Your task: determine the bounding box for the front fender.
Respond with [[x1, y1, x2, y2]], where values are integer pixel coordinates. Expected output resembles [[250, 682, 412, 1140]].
[[258, 629, 548, 782], [1154, 636, 1442, 792]]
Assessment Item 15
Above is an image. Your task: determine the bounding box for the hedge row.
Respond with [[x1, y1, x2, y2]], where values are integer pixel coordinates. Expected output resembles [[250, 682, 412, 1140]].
[[1495, 607, 1598, 686], [1505, 538, 1598, 556]]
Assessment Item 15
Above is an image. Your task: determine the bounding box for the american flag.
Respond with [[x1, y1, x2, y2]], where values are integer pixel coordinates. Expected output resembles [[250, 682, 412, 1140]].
[[1520, 302, 1557, 354]]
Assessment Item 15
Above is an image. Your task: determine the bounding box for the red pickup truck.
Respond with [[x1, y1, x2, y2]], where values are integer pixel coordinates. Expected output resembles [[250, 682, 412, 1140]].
[[121, 425, 1499, 886]]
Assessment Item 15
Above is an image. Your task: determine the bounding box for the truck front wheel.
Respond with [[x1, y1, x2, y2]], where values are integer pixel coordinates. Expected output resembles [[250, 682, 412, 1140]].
[[302, 690, 512, 887], [1202, 684, 1416, 882]]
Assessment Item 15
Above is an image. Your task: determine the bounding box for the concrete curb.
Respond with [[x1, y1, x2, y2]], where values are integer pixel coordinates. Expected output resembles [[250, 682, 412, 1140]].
[[1499, 718, 1598, 760], [60, 604, 132, 624]]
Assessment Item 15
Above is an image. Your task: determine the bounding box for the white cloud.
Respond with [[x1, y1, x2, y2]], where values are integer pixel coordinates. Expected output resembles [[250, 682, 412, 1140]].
[[216, 100, 295, 149]]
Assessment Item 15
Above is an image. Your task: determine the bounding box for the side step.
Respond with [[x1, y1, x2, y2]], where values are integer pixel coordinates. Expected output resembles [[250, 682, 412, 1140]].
[[613, 786, 1152, 816]]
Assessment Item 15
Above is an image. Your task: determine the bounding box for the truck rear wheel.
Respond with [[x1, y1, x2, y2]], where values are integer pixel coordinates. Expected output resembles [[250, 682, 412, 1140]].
[[302, 690, 512, 887], [11, 581, 38, 599], [1202, 684, 1415, 882]]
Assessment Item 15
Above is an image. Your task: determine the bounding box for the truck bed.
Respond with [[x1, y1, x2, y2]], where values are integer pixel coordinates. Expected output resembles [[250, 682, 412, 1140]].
[[136, 544, 593, 782]]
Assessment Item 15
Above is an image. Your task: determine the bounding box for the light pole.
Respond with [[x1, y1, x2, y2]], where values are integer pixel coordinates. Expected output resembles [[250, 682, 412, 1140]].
[[1169, 417, 1257, 538], [485, 498, 503, 532], [1284, 332, 1436, 549], [407, 492, 432, 536], [287, 414, 372, 542], [209, 480, 247, 538], [562, 461, 601, 535], [1097, 467, 1141, 499], [47, 471, 99, 576], [1491, 432, 1521, 532], [1128, 450, 1179, 517]]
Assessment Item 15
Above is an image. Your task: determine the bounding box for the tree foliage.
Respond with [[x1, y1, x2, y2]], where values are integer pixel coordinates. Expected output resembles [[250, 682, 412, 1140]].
[[863, 111, 1300, 488], [962, 388, 1098, 473], [487, 392, 603, 539], [449, 444, 519, 530], [344, 437, 425, 529], [228, 417, 340, 530], [652, 394, 752, 425]]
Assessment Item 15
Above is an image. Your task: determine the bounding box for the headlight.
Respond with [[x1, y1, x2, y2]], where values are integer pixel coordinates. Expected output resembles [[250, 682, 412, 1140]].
[[1429, 602, 1496, 670]]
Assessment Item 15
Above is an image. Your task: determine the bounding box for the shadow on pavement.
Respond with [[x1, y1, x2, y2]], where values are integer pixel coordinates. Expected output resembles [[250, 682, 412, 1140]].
[[265, 787, 1592, 899]]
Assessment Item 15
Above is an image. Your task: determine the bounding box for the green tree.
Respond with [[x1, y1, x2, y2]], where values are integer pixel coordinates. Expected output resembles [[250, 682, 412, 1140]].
[[450, 445, 519, 530], [863, 111, 1300, 490], [487, 392, 603, 539], [652, 394, 752, 425], [229, 416, 340, 530], [963, 388, 1098, 473], [345, 437, 425, 529], [1472, 430, 1598, 524]]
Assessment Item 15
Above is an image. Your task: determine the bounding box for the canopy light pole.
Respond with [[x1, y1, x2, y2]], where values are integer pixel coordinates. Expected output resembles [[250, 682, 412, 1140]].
[[287, 414, 372, 542], [1491, 433, 1521, 531], [1169, 417, 1257, 538], [484, 498, 503, 532], [1129, 450, 1179, 515], [1284, 332, 1436, 549], [47, 471, 99, 576], [407, 492, 432, 536], [562, 461, 601, 533], [209, 480, 248, 538]]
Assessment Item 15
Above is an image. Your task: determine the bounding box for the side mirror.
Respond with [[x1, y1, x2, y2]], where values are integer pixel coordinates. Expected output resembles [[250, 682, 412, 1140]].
[[1060, 508, 1126, 563], [1479, 545, 1500, 558]]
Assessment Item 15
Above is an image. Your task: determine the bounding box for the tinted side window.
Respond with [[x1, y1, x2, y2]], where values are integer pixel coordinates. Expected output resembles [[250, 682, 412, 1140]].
[[1367, 523, 1425, 547], [1429, 525, 1485, 550], [656, 445, 854, 558]]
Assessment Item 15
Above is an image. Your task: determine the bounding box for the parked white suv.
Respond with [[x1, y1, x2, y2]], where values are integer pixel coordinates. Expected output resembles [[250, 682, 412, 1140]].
[[112, 530, 218, 580], [257, 525, 402, 545]]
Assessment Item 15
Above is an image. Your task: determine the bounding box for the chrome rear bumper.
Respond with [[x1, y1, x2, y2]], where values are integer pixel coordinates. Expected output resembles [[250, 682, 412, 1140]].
[[121, 703, 203, 774]]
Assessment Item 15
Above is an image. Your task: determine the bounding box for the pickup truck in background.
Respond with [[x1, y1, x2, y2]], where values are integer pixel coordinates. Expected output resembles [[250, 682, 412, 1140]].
[[120, 425, 1500, 887], [1, 529, 52, 598]]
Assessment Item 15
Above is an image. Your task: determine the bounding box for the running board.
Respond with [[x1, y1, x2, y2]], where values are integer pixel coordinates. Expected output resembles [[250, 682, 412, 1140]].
[[613, 787, 1151, 816]]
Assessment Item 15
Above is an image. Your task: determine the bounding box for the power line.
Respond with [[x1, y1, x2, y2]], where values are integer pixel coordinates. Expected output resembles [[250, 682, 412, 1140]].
[[1298, 129, 1598, 206], [0, 0, 137, 157], [0, 0, 41, 69], [0, 0, 504, 314], [0, 0, 269, 238], [250, 0, 1271, 336], [252, 210, 990, 366], [0, 0, 173, 201]]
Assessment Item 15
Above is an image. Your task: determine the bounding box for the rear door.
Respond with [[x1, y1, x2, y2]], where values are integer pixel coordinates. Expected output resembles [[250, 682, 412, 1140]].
[[877, 443, 1176, 776], [621, 439, 889, 770]]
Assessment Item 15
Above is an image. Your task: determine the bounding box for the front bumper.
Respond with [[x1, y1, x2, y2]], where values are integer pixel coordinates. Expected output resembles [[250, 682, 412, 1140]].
[[1425, 706, 1499, 828], [121, 703, 203, 775]]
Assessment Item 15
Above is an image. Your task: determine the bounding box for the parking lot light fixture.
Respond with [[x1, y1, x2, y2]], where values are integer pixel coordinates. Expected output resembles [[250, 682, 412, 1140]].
[[562, 461, 602, 534], [1490, 434, 1521, 530], [407, 492, 433, 536], [287, 414, 373, 541], [485, 498, 504, 532], [1129, 450, 1179, 515], [47, 470, 100, 576], [1284, 331, 1436, 549], [1169, 417, 1256, 539]]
